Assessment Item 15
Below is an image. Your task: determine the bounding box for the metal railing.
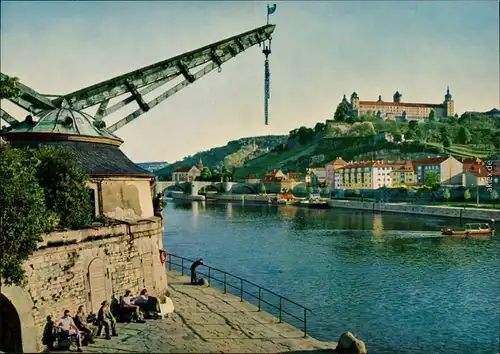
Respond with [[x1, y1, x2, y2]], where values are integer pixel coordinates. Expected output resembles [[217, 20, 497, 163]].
[[166, 253, 311, 337]]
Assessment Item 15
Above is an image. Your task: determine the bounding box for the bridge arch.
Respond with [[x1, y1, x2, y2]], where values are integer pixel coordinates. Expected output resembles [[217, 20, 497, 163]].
[[163, 183, 188, 194], [199, 184, 223, 194], [232, 184, 258, 194]]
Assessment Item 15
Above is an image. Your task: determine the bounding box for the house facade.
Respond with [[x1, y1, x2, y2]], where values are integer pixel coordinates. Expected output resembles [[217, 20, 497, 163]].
[[412, 156, 463, 186], [336, 160, 396, 189], [172, 166, 201, 182], [390, 161, 416, 187], [463, 168, 489, 187], [325, 157, 348, 188]]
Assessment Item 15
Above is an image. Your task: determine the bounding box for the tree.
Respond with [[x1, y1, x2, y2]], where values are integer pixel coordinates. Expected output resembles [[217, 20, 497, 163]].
[[333, 101, 351, 122], [424, 172, 440, 189], [258, 183, 266, 194], [314, 122, 326, 133], [428, 110, 436, 122], [464, 189, 472, 204], [210, 169, 221, 182], [408, 120, 419, 131], [443, 136, 452, 148], [32, 147, 93, 229], [0, 74, 22, 99], [0, 144, 49, 288], [354, 188, 361, 200], [199, 167, 212, 181], [458, 127, 472, 144], [405, 129, 417, 140], [443, 188, 451, 204], [491, 189, 499, 203], [306, 186, 314, 194], [321, 186, 331, 196], [393, 133, 403, 143]]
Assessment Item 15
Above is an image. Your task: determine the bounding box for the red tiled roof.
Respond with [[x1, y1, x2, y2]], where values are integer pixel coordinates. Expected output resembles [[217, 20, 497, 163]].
[[466, 169, 489, 177], [174, 167, 191, 173], [411, 157, 449, 166], [359, 101, 442, 109]]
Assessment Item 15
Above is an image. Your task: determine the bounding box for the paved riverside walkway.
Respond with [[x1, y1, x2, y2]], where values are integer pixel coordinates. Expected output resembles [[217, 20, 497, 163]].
[[82, 271, 337, 353]]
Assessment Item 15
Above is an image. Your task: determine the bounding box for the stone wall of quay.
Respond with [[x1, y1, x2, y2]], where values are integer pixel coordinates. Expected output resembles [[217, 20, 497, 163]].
[[212, 194, 273, 203], [1, 217, 168, 353], [327, 200, 500, 221]]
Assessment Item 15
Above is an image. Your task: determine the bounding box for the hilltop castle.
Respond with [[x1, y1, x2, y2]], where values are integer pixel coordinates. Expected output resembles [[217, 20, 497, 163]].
[[342, 87, 455, 122]]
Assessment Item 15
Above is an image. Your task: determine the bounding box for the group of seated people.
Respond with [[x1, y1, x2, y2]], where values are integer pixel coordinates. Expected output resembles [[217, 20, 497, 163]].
[[45, 289, 162, 352]]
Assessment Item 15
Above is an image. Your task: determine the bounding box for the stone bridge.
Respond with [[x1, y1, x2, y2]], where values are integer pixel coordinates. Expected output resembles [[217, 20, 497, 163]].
[[155, 181, 258, 196]]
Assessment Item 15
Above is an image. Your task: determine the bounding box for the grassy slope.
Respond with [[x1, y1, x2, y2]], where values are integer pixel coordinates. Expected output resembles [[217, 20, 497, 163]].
[[234, 138, 496, 180], [155, 135, 287, 177]]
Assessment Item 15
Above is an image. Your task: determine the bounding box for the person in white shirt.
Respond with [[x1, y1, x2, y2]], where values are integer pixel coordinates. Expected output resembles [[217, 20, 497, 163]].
[[120, 290, 145, 323], [55, 310, 82, 352]]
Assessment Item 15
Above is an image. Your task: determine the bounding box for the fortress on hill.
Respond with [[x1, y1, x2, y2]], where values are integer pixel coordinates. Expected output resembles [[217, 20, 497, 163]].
[[343, 87, 455, 122]]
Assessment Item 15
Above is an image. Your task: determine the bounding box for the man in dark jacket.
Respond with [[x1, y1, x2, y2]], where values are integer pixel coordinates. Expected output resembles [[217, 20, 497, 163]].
[[74, 306, 95, 345], [190, 258, 204, 284]]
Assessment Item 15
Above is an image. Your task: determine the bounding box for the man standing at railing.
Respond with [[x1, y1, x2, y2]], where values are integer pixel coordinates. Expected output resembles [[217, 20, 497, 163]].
[[190, 258, 204, 284]]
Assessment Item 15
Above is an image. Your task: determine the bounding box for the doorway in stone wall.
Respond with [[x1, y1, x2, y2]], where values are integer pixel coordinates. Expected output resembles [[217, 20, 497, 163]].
[[88, 258, 108, 314], [0, 293, 23, 353]]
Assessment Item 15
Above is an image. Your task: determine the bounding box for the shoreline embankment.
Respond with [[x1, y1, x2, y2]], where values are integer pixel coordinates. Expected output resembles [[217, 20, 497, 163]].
[[327, 199, 500, 221]]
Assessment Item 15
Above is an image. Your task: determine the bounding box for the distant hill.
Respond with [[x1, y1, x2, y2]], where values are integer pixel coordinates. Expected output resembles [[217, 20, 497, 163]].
[[233, 112, 500, 180], [136, 161, 169, 172], [155, 135, 287, 179]]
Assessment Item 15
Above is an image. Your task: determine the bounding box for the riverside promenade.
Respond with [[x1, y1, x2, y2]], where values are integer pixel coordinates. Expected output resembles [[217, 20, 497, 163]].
[[83, 271, 338, 353]]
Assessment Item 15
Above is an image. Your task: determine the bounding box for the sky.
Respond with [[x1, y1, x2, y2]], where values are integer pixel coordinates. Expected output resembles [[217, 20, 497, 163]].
[[1, 1, 499, 163]]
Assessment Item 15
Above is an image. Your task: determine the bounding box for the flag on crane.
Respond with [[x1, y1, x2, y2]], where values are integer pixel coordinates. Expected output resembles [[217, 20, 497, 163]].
[[267, 4, 277, 15]]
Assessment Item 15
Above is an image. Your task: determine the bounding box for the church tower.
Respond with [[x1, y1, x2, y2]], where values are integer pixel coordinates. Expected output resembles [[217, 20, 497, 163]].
[[197, 158, 203, 170], [444, 86, 454, 117]]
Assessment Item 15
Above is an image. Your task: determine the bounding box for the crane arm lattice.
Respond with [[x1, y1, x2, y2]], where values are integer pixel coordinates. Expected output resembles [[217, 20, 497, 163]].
[[0, 73, 55, 113], [52, 24, 275, 118]]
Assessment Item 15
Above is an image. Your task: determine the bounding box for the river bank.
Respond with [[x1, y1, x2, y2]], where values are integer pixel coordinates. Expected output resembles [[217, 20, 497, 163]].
[[83, 271, 338, 353], [169, 192, 500, 221], [327, 199, 500, 221]]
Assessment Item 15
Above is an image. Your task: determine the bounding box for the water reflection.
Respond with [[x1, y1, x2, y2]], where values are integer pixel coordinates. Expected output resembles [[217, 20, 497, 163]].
[[163, 201, 500, 354]]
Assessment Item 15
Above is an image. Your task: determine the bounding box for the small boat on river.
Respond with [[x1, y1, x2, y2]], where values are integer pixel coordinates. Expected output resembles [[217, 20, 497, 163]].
[[441, 223, 494, 236], [301, 194, 329, 209]]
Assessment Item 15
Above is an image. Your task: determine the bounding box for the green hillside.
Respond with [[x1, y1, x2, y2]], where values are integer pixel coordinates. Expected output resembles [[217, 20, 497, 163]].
[[233, 111, 500, 180], [155, 135, 287, 179]]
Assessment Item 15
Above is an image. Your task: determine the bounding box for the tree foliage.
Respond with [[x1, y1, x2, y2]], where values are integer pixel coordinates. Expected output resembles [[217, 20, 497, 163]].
[[464, 189, 472, 202], [443, 188, 451, 203], [0, 144, 49, 287], [258, 183, 266, 194], [0, 75, 22, 99], [424, 172, 440, 189], [31, 147, 93, 229], [333, 101, 352, 122], [458, 127, 472, 144]]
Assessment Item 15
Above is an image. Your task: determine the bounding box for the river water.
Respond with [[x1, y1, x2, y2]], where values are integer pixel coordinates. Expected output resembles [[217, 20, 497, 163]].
[[162, 201, 500, 354]]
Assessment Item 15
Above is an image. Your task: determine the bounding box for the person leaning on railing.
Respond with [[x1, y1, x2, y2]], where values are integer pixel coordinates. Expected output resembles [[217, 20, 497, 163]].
[[190, 258, 204, 284]]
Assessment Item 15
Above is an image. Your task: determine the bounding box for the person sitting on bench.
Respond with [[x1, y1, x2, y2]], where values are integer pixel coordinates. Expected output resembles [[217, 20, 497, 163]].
[[96, 301, 117, 339], [121, 290, 146, 323], [74, 306, 96, 345], [134, 289, 161, 317], [54, 310, 83, 352]]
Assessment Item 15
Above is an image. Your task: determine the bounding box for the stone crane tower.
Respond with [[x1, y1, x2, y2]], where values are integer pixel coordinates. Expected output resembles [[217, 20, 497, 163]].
[[0, 24, 276, 221]]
